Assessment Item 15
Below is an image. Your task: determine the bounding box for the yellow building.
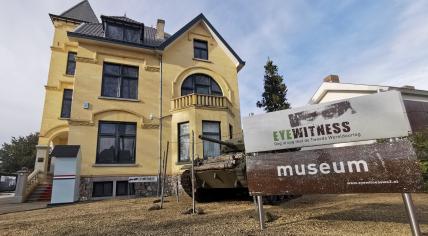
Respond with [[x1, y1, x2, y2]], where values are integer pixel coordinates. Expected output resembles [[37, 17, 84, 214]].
[[33, 0, 245, 200]]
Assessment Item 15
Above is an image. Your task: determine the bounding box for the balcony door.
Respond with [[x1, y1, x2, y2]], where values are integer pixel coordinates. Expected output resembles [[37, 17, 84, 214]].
[[181, 74, 222, 96]]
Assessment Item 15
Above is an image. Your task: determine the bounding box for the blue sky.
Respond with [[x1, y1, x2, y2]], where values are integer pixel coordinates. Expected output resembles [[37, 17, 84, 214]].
[[0, 0, 427, 144]]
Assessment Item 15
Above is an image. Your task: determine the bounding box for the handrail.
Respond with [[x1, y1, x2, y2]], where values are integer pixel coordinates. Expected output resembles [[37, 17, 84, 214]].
[[171, 93, 232, 111], [25, 169, 41, 197]]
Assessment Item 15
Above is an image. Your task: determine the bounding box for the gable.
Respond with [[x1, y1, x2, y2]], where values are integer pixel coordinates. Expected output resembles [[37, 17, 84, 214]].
[[160, 14, 245, 71]]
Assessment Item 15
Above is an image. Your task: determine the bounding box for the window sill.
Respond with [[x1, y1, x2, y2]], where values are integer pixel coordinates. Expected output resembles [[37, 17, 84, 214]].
[[92, 164, 139, 167], [63, 73, 75, 77], [98, 96, 141, 103], [58, 117, 70, 120], [193, 58, 212, 63], [175, 161, 192, 165]]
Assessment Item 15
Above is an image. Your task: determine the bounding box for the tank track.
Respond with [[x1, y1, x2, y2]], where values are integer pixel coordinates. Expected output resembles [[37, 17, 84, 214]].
[[180, 169, 300, 204]]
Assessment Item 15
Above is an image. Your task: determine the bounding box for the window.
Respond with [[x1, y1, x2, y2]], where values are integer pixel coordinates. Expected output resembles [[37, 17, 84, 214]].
[[181, 74, 222, 96], [60, 89, 73, 118], [92, 181, 113, 197], [66, 52, 77, 75], [101, 63, 138, 99], [178, 122, 190, 162], [116, 181, 135, 196], [105, 23, 141, 43], [229, 124, 233, 139], [202, 121, 221, 159], [96, 122, 136, 164], [194, 39, 208, 60]]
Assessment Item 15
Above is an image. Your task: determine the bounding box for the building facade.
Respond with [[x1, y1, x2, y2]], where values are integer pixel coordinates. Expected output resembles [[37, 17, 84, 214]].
[[34, 0, 244, 200]]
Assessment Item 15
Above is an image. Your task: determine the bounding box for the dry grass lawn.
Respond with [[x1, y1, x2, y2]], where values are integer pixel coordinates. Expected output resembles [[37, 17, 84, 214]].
[[0, 193, 427, 235]]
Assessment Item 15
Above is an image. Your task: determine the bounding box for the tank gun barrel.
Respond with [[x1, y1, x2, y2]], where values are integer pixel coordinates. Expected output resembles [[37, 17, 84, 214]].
[[198, 135, 238, 150]]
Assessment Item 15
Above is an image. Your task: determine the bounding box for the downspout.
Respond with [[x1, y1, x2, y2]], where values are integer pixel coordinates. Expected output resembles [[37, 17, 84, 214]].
[[157, 55, 163, 196]]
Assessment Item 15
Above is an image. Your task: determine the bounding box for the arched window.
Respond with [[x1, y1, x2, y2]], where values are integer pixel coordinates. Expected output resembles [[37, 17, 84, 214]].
[[181, 74, 223, 96]]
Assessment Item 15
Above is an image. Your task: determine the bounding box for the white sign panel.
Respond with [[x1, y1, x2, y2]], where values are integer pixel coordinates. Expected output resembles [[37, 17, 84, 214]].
[[243, 91, 411, 153], [128, 176, 158, 183]]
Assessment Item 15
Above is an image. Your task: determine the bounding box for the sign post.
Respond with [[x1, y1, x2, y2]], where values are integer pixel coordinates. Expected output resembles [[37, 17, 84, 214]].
[[402, 193, 421, 236]]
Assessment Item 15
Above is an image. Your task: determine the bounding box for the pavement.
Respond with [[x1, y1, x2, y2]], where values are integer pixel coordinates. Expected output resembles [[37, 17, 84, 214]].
[[0, 201, 48, 215]]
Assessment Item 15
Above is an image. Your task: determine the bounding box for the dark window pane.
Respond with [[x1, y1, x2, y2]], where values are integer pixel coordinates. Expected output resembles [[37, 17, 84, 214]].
[[178, 123, 190, 162], [116, 181, 128, 196], [102, 75, 119, 97], [93, 182, 113, 197], [203, 121, 220, 159], [199, 50, 208, 60], [181, 89, 193, 96], [66, 52, 77, 75], [106, 24, 123, 40], [97, 136, 116, 163], [121, 78, 138, 99], [104, 64, 121, 75], [194, 40, 207, 49], [99, 123, 116, 134], [195, 75, 210, 85], [180, 74, 222, 96], [196, 86, 209, 95], [97, 122, 136, 164], [122, 66, 138, 77], [124, 27, 140, 43], [182, 78, 193, 88], [60, 89, 73, 118], [118, 137, 135, 163], [229, 124, 233, 139]]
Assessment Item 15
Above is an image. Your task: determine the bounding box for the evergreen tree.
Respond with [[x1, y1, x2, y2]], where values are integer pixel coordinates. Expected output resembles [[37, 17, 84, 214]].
[[256, 58, 290, 112], [0, 133, 38, 173]]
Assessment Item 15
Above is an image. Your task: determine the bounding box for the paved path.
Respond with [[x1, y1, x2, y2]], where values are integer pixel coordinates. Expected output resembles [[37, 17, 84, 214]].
[[0, 201, 48, 215]]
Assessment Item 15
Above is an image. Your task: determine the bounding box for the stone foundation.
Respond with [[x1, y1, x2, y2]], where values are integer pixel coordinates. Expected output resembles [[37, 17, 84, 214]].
[[79, 175, 181, 201]]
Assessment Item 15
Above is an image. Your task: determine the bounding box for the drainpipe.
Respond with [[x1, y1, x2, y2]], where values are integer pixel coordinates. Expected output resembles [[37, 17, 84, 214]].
[[157, 55, 163, 196]]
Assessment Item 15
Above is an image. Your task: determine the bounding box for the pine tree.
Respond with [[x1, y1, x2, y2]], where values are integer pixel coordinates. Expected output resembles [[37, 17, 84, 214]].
[[256, 58, 290, 112]]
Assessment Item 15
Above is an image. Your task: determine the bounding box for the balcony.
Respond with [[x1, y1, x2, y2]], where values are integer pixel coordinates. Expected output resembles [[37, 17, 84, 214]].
[[171, 94, 232, 112]]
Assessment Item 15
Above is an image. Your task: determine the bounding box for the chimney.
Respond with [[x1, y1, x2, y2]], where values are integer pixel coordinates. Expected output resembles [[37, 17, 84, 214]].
[[156, 19, 165, 40], [323, 74, 340, 83]]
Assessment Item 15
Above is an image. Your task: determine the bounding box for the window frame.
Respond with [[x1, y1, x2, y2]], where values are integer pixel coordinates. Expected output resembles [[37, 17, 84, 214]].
[[193, 39, 208, 60], [181, 74, 223, 97], [105, 22, 141, 43], [66, 52, 77, 75], [101, 62, 139, 99], [60, 89, 73, 118], [178, 121, 190, 162], [202, 120, 221, 159], [115, 181, 135, 196], [96, 121, 137, 164], [92, 181, 113, 197]]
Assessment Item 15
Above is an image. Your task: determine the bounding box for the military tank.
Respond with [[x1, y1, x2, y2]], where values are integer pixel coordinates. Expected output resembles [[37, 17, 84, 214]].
[[180, 135, 299, 204]]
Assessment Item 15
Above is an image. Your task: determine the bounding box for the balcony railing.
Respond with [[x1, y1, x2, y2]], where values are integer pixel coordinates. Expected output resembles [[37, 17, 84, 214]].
[[171, 94, 232, 111]]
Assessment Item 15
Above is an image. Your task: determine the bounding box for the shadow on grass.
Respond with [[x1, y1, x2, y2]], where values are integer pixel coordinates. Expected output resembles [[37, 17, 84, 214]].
[[310, 203, 428, 224]]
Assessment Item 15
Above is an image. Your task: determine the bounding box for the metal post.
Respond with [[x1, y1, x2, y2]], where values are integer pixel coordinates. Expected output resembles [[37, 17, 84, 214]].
[[402, 193, 421, 236], [160, 151, 166, 209], [257, 195, 265, 230], [176, 177, 180, 203], [191, 131, 196, 214]]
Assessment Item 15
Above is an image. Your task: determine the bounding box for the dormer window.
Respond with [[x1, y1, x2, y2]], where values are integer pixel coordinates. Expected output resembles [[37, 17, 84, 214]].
[[105, 23, 141, 43]]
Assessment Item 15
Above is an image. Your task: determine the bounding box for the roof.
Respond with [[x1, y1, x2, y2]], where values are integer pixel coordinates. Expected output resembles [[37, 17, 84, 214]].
[[71, 22, 170, 47], [310, 81, 428, 104], [50, 0, 98, 23], [101, 15, 142, 25], [68, 13, 245, 71], [51, 145, 81, 158]]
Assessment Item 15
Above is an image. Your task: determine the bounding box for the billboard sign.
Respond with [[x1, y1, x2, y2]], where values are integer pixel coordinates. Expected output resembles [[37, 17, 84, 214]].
[[242, 91, 411, 153], [246, 141, 424, 195], [128, 176, 158, 183]]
